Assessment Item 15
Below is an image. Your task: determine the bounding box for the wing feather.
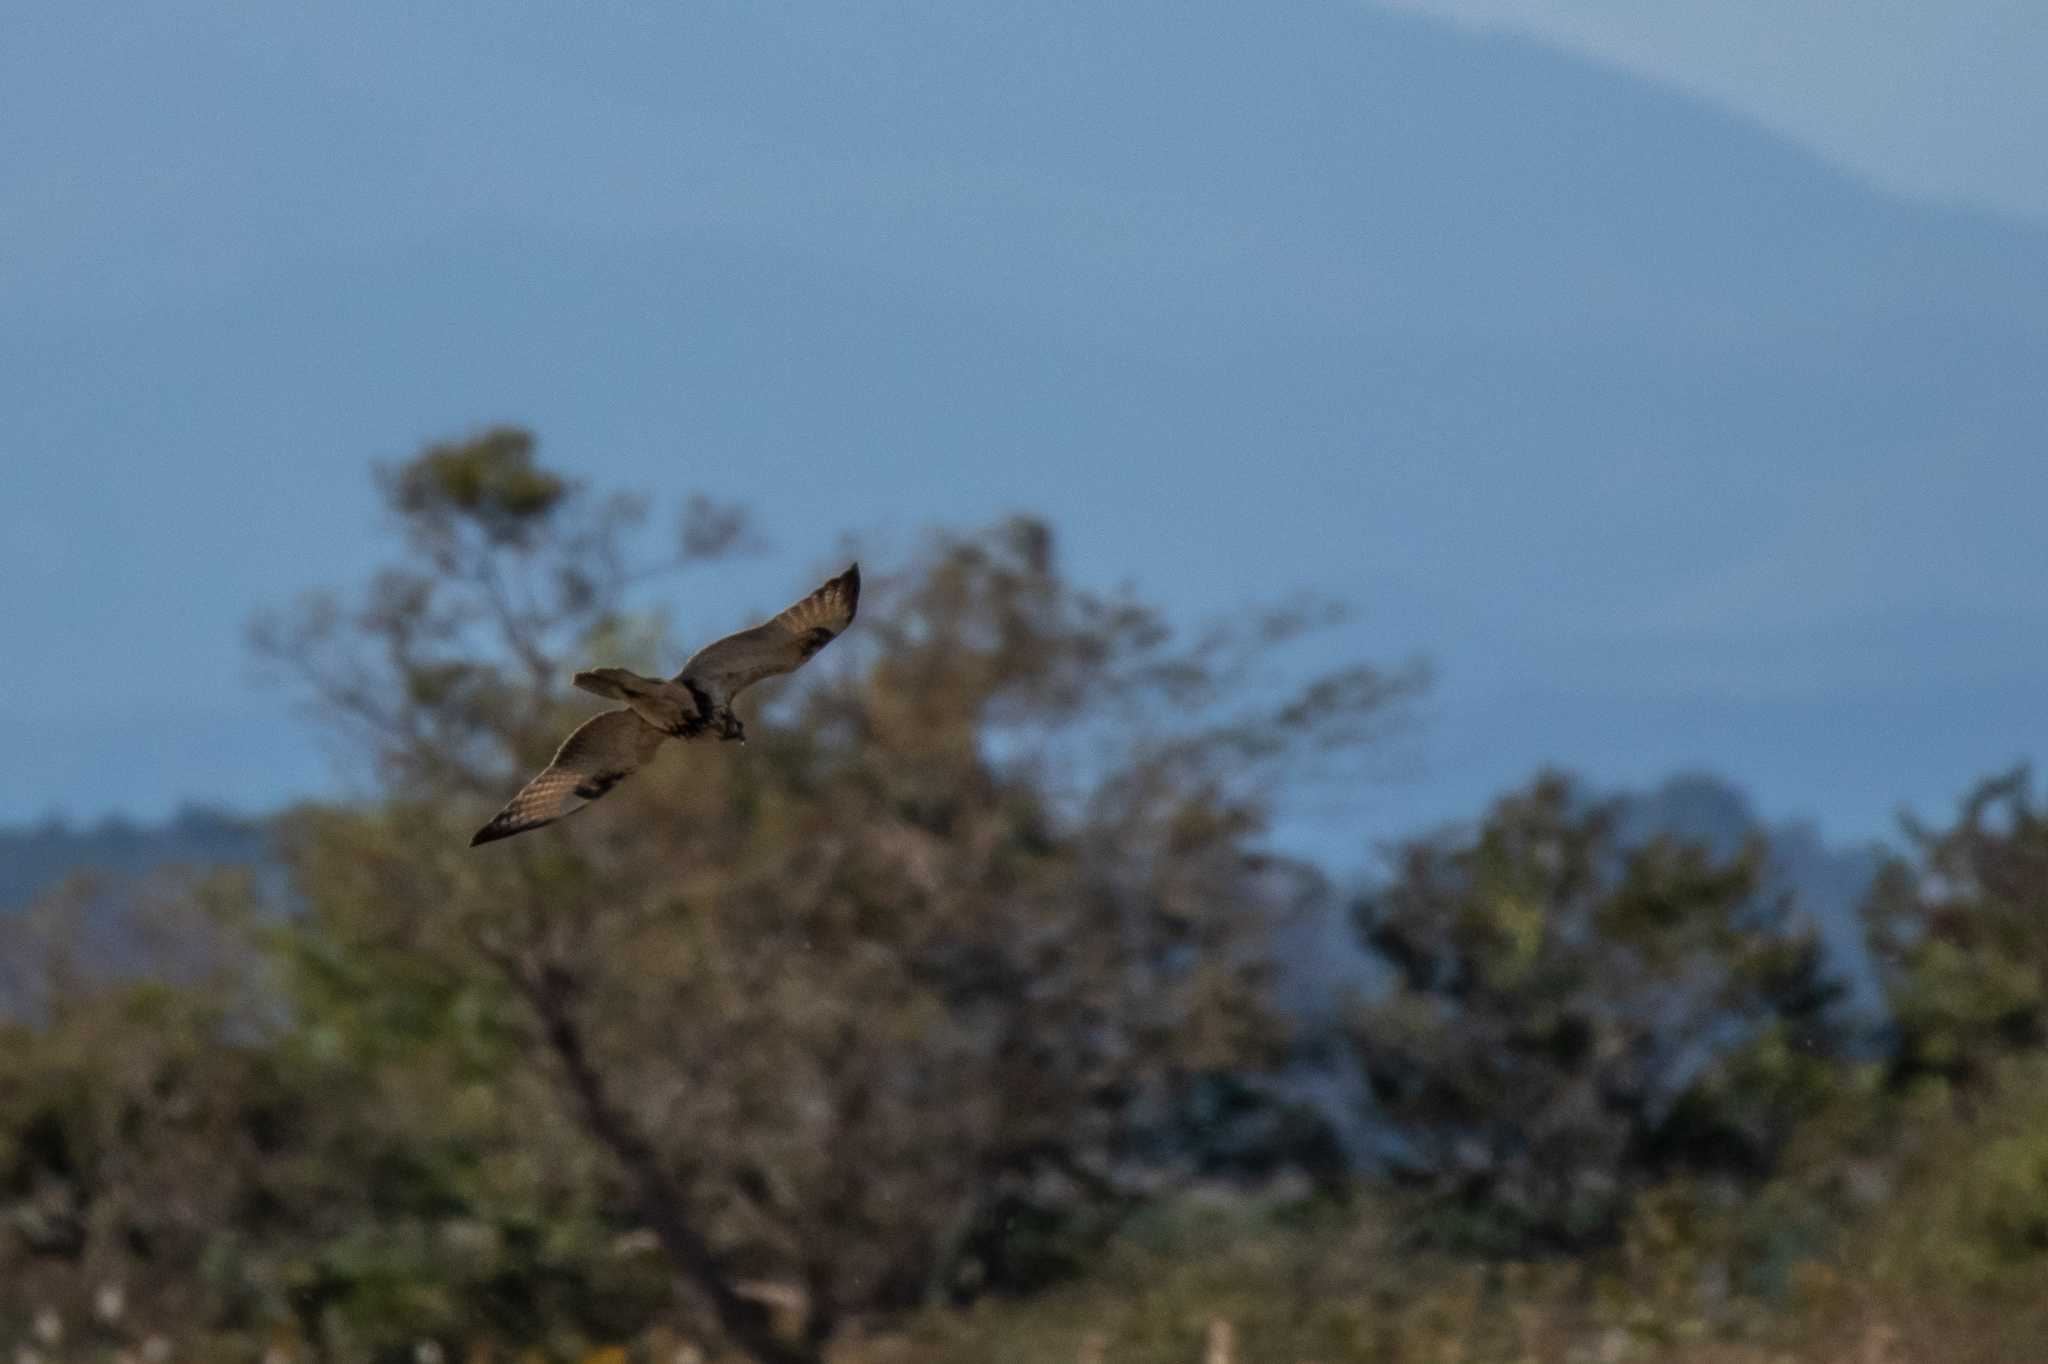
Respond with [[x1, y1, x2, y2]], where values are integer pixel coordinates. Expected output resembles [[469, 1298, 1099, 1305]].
[[675, 563, 860, 703], [470, 709, 668, 846]]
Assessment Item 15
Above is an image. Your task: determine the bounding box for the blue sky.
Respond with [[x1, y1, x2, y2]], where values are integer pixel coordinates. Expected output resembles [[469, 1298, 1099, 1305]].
[[3, 2, 2043, 861]]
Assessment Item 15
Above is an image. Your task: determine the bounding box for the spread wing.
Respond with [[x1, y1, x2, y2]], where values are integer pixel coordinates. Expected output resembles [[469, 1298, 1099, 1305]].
[[675, 563, 860, 704], [470, 708, 669, 846]]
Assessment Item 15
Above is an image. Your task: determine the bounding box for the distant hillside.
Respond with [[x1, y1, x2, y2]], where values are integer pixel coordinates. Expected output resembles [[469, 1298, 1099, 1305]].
[[0, 808, 271, 911], [4, 774, 1882, 1003], [6, 0, 2045, 834]]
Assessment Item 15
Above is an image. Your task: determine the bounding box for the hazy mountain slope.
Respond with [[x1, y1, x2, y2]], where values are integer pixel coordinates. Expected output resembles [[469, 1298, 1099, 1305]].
[[0, 809, 270, 910], [3, 0, 2043, 831]]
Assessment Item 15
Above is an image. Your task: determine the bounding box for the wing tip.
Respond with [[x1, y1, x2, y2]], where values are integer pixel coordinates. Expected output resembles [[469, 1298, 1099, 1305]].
[[838, 561, 860, 615], [469, 819, 519, 847]]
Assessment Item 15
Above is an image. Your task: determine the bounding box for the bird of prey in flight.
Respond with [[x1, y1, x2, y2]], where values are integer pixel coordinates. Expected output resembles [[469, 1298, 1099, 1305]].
[[470, 564, 859, 846]]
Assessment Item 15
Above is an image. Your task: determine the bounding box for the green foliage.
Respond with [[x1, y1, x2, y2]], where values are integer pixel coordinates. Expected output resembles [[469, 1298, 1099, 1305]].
[[0, 901, 295, 1353], [1867, 767, 2048, 1087], [217, 434, 1419, 1360], [851, 1187, 1792, 1364], [1350, 772, 1847, 1253], [389, 426, 568, 544], [12, 428, 2048, 1362]]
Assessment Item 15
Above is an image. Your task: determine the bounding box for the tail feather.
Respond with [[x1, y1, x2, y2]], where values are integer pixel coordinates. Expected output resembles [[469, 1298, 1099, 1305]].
[[572, 667, 642, 701], [569, 668, 697, 734]]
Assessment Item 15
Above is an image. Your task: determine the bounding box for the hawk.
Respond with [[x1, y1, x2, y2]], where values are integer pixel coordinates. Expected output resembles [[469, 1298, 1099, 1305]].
[[470, 563, 859, 846]]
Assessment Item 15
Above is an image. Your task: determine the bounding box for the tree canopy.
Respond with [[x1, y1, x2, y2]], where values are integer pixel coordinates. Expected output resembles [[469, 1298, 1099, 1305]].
[[5, 431, 2046, 1363]]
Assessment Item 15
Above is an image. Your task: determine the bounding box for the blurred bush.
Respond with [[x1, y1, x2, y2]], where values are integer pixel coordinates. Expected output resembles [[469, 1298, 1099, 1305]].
[[4, 432, 1418, 1362], [1347, 772, 1850, 1254], [6, 433, 2048, 1363]]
